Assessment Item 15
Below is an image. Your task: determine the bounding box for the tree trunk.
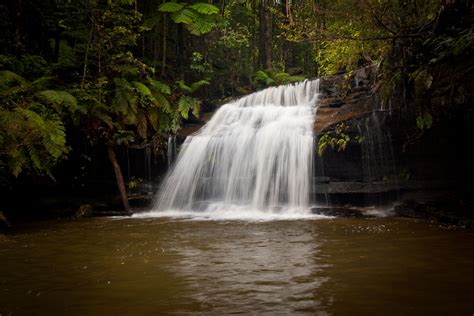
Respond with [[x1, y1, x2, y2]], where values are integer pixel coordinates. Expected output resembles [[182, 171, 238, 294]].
[[177, 23, 185, 77], [259, 0, 272, 69], [107, 145, 131, 214], [54, 26, 61, 63], [15, 0, 22, 56]]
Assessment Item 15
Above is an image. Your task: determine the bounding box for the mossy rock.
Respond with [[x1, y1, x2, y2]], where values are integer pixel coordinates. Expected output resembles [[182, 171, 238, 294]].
[[74, 204, 93, 218]]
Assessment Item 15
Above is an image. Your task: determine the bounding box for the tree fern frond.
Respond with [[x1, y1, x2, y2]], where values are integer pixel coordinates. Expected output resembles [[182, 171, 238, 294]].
[[189, 3, 219, 15], [132, 81, 153, 98], [171, 8, 198, 25], [176, 80, 192, 93], [36, 90, 78, 113], [185, 14, 216, 35], [190, 79, 210, 93], [158, 2, 185, 13]]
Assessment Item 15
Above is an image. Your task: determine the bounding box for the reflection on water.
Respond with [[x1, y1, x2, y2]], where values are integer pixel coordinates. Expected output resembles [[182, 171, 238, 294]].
[[0, 218, 474, 315], [167, 221, 327, 314]]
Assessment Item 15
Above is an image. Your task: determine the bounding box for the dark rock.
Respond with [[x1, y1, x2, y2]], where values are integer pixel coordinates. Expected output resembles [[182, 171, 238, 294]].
[[311, 206, 372, 218], [393, 200, 429, 218], [0, 211, 11, 229], [394, 199, 474, 228]]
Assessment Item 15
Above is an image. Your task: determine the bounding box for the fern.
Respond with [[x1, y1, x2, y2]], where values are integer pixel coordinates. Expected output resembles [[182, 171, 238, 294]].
[[113, 78, 137, 115], [0, 70, 28, 90], [158, 2, 185, 13], [190, 79, 210, 93], [136, 110, 148, 139], [186, 14, 216, 35], [149, 79, 171, 95], [132, 81, 153, 98], [160, 2, 218, 36], [36, 90, 78, 113], [178, 95, 200, 119], [189, 3, 219, 15], [0, 107, 68, 178], [176, 80, 193, 93], [171, 8, 197, 25]]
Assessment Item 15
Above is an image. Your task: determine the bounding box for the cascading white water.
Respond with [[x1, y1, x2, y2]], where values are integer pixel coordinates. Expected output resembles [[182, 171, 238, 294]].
[[139, 79, 322, 220]]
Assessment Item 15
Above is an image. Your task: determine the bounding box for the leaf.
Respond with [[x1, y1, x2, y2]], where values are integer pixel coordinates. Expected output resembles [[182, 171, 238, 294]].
[[132, 81, 153, 98], [189, 3, 219, 15], [176, 80, 192, 93], [149, 79, 171, 94], [137, 110, 148, 139], [190, 79, 210, 93], [113, 78, 137, 115], [37, 90, 78, 113], [178, 96, 191, 119], [171, 8, 197, 25], [148, 109, 159, 131], [185, 17, 216, 35], [0, 70, 28, 91], [158, 2, 185, 13]]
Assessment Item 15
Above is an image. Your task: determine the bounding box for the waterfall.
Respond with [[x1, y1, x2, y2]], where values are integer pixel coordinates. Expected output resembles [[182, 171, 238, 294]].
[[167, 135, 176, 168], [141, 80, 321, 219]]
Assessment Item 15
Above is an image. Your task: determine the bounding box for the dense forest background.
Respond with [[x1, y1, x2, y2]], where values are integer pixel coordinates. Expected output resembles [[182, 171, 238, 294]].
[[0, 0, 473, 218]]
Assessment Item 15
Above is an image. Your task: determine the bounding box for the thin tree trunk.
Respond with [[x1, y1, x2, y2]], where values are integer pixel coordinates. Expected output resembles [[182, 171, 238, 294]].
[[107, 145, 131, 214], [177, 23, 185, 78], [54, 26, 61, 63], [162, 13, 167, 75], [15, 0, 22, 56], [259, 0, 272, 69]]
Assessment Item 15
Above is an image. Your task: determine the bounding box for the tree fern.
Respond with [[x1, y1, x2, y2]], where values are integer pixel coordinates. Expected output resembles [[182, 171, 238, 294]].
[[36, 90, 78, 113], [171, 8, 198, 25], [158, 2, 185, 13], [189, 3, 219, 15], [185, 14, 216, 35]]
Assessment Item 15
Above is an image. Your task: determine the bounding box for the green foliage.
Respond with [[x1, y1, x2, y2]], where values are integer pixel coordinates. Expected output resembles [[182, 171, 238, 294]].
[[416, 112, 433, 131], [252, 70, 305, 89], [158, 2, 220, 36], [178, 96, 200, 120], [0, 106, 68, 178], [318, 123, 359, 157], [428, 26, 474, 64], [128, 176, 143, 190], [37, 90, 78, 113], [190, 52, 213, 77]]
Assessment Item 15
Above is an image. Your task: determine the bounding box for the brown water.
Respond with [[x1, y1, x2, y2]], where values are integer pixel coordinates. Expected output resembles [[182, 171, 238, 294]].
[[1, 217, 473, 315]]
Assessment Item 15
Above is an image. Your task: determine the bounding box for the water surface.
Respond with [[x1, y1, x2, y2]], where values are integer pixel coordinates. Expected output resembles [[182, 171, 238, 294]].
[[1, 217, 473, 315]]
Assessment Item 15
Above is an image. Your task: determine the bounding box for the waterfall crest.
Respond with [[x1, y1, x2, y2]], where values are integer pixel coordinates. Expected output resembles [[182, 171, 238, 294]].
[[145, 79, 321, 219]]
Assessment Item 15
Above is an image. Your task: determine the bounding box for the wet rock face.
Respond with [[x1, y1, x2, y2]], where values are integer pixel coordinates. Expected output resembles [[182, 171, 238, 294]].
[[313, 65, 399, 203], [315, 65, 379, 134], [312, 62, 474, 214]]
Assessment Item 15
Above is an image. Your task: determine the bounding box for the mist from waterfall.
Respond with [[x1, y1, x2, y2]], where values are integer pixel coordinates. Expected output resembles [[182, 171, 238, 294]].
[[138, 80, 323, 220]]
